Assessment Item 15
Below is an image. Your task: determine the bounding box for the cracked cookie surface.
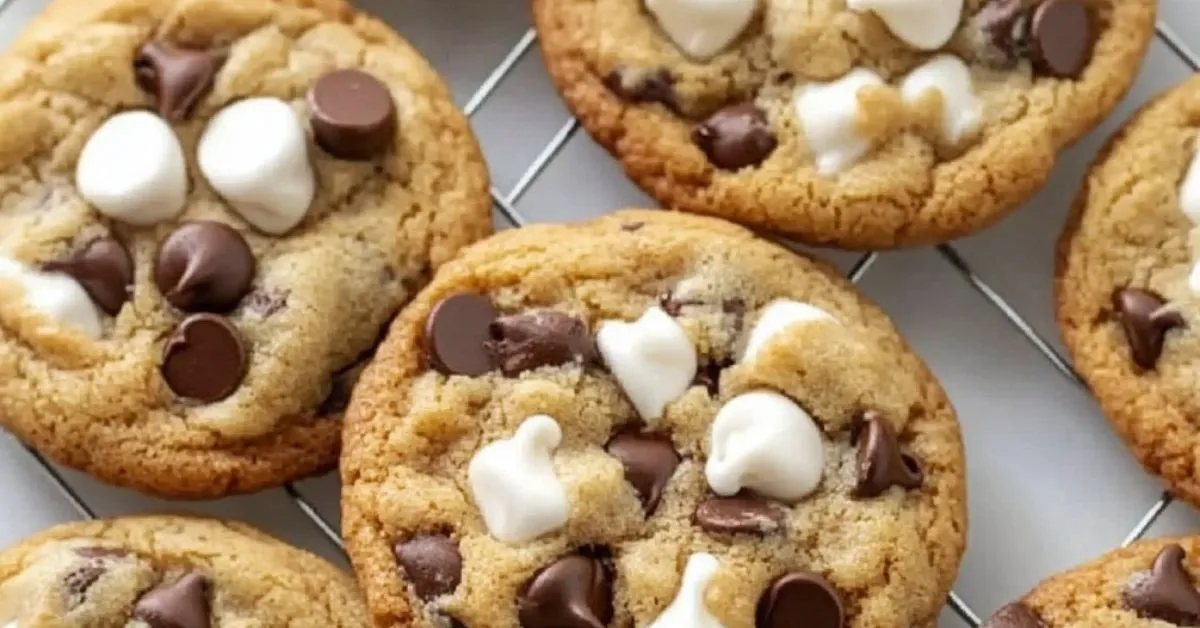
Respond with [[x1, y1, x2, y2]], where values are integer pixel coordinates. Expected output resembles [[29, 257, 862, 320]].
[[980, 536, 1200, 627], [0, 515, 369, 627], [341, 210, 966, 628], [0, 0, 491, 498], [533, 0, 1155, 249], [1056, 76, 1200, 511]]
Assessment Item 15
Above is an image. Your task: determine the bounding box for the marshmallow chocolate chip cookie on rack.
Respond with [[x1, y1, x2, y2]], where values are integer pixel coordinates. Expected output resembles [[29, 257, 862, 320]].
[[1057, 76, 1200, 510], [533, 0, 1155, 249], [0, 515, 369, 627], [0, 0, 491, 498], [979, 537, 1200, 627], [342, 211, 966, 627]]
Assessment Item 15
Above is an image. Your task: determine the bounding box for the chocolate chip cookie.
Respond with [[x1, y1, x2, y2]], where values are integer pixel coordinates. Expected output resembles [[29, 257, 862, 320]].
[[0, 0, 491, 498], [1056, 76, 1200, 509], [341, 210, 966, 627], [980, 537, 1200, 627], [533, 0, 1155, 249], [0, 515, 369, 627]]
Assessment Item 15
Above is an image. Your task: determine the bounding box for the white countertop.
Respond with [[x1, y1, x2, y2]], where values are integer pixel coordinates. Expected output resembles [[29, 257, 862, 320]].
[[1, 1, 1198, 626]]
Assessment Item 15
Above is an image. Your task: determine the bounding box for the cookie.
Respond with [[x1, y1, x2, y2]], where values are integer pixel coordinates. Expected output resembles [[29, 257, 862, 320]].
[[979, 536, 1200, 627], [1056, 76, 1200, 509], [532, 0, 1155, 249], [0, 514, 369, 627], [341, 210, 966, 627], [0, 0, 491, 498]]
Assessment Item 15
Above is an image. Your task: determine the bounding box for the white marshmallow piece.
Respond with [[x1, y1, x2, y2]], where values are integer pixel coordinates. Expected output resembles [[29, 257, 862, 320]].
[[198, 98, 315, 235], [644, 0, 757, 60], [741, 299, 834, 363], [0, 257, 102, 339], [705, 390, 824, 502], [75, 111, 187, 226], [1180, 148, 1200, 223], [597, 306, 698, 425], [794, 68, 885, 175], [648, 553, 725, 628], [467, 415, 569, 544], [1188, 261, 1200, 294], [847, 0, 964, 50], [901, 54, 983, 144]]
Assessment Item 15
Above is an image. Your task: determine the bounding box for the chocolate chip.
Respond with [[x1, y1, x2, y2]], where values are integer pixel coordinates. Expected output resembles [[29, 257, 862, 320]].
[[1113, 288, 1185, 370], [161, 314, 247, 403], [73, 547, 129, 559], [692, 103, 777, 170], [605, 432, 680, 515], [394, 534, 463, 600], [603, 67, 678, 113], [485, 310, 598, 377], [134, 42, 224, 121], [308, 69, 397, 160], [155, 221, 255, 313], [243, 288, 288, 319], [756, 572, 844, 628], [620, 222, 645, 232], [981, 602, 1045, 628], [693, 357, 733, 397], [63, 564, 105, 604], [424, 293, 499, 376], [518, 554, 613, 628], [694, 495, 786, 536], [43, 238, 133, 315], [132, 572, 211, 628], [1124, 544, 1200, 624], [976, 0, 1030, 66], [853, 412, 923, 498], [1029, 0, 1094, 78]]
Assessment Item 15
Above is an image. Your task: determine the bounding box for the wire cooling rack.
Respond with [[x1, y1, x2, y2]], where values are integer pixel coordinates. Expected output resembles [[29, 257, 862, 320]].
[[3, 0, 1200, 625]]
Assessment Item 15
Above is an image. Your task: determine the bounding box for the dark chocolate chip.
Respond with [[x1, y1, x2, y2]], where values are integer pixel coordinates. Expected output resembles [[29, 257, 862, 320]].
[[1029, 0, 1094, 78], [756, 572, 844, 628], [63, 564, 105, 604], [486, 310, 598, 377], [161, 314, 248, 403], [134, 42, 224, 121], [620, 222, 645, 232], [155, 221, 255, 313], [243, 289, 288, 319], [981, 602, 1045, 628], [1113, 287, 1185, 370], [394, 535, 463, 600], [309, 69, 397, 160], [605, 432, 680, 515], [43, 238, 133, 316], [1123, 544, 1200, 624], [853, 411, 923, 498], [518, 554, 613, 628], [424, 293, 499, 376], [692, 103, 777, 170], [74, 547, 129, 559], [603, 67, 678, 113], [693, 357, 733, 397], [694, 495, 786, 536], [132, 572, 211, 628]]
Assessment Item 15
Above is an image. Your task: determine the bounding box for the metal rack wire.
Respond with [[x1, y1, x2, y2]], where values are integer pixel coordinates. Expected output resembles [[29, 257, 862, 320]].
[[5, 1, 1200, 624]]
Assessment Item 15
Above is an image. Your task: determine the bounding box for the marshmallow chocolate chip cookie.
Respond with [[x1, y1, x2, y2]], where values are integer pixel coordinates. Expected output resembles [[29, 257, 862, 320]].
[[0, 0, 490, 497], [533, 0, 1155, 249], [0, 515, 369, 627], [341, 211, 966, 627], [1056, 77, 1200, 510], [980, 537, 1200, 627]]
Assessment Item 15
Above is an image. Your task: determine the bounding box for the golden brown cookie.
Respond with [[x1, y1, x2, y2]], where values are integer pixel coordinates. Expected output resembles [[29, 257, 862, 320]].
[[533, 0, 1155, 249], [980, 536, 1200, 627], [341, 210, 966, 628], [0, 0, 491, 498], [0, 515, 369, 627], [1056, 76, 1200, 510]]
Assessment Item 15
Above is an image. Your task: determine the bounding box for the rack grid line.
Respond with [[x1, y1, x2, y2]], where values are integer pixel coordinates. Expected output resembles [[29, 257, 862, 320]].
[[4, 5, 1198, 627]]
